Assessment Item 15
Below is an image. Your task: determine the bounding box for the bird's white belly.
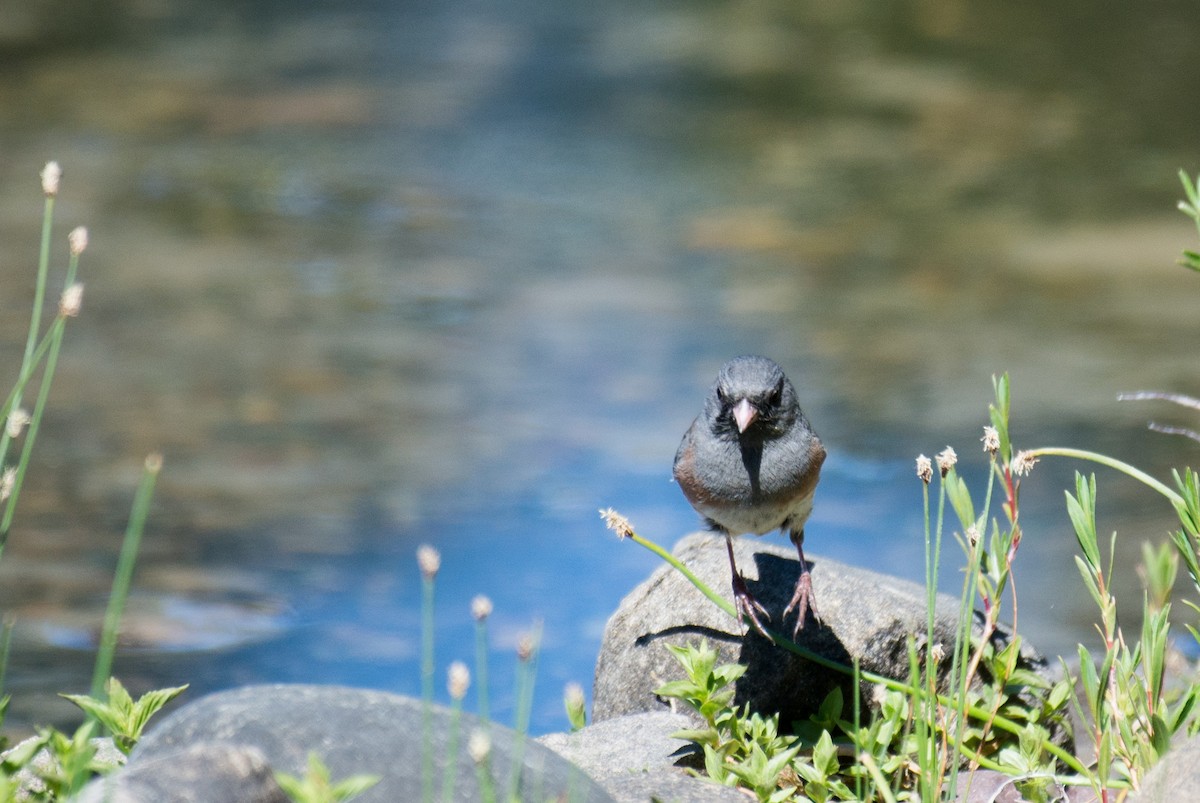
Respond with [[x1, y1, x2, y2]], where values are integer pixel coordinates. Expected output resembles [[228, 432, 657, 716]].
[[695, 493, 814, 537]]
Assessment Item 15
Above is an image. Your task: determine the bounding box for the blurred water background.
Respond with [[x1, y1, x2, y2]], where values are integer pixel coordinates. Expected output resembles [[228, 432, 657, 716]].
[[2, 0, 1200, 736]]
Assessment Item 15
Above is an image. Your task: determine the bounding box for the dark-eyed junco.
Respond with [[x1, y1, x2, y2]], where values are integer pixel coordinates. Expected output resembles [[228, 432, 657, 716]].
[[673, 355, 826, 638]]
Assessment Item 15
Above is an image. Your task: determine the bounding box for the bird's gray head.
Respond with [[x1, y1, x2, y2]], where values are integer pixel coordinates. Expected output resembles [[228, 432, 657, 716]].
[[704, 355, 800, 441]]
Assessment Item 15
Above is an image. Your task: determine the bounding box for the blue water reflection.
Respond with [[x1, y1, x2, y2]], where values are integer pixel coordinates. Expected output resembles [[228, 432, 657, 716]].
[[1, 0, 1199, 738]]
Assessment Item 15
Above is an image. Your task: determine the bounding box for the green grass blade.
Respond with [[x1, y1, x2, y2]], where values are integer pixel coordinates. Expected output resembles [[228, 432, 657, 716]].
[[90, 454, 162, 698]]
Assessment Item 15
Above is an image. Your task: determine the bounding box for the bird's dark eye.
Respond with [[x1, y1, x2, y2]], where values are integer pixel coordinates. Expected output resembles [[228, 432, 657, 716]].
[[716, 386, 727, 404], [769, 380, 783, 407]]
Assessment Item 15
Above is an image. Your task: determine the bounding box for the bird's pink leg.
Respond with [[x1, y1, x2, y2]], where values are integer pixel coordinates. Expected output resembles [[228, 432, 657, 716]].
[[725, 533, 771, 638], [783, 529, 820, 636]]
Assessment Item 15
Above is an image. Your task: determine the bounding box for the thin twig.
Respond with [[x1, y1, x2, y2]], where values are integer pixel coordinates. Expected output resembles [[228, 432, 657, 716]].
[[1117, 391, 1200, 411], [1147, 422, 1200, 444]]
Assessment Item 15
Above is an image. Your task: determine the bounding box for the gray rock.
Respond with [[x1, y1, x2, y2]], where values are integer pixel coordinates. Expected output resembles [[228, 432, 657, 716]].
[[1130, 734, 1200, 803], [76, 743, 286, 803], [595, 773, 747, 803], [538, 711, 744, 803], [112, 684, 613, 803], [594, 532, 1044, 731], [955, 770, 1099, 802]]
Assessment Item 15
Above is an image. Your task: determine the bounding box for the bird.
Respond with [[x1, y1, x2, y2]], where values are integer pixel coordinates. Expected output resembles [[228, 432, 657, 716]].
[[673, 355, 826, 638]]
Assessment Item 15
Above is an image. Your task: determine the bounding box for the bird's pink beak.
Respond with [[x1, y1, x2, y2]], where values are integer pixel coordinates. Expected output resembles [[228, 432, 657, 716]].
[[733, 398, 758, 433]]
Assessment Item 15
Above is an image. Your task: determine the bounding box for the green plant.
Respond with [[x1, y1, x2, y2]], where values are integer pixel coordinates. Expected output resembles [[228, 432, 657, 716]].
[[275, 752, 380, 803], [441, 661, 470, 802], [506, 626, 542, 803], [0, 164, 180, 801], [418, 544, 440, 803], [5, 721, 102, 801], [656, 641, 846, 802], [0, 163, 85, 563], [413, 547, 583, 803], [1177, 168, 1200, 271], [563, 682, 587, 732], [61, 677, 188, 756], [37, 724, 100, 800], [90, 453, 163, 698]]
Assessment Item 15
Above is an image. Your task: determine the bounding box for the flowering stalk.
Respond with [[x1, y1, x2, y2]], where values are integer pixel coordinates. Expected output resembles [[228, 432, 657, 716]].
[[506, 627, 541, 803], [417, 545, 440, 803], [0, 165, 81, 558], [472, 595, 493, 727], [90, 454, 162, 699], [468, 729, 495, 803], [441, 661, 470, 802]]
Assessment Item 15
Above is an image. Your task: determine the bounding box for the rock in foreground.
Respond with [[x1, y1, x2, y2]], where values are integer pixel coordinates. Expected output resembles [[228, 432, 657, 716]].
[[80, 684, 613, 803], [594, 532, 1044, 728]]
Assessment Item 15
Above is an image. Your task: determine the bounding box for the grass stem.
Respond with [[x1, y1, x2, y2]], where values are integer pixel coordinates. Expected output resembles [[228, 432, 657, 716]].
[[90, 454, 162, 699]]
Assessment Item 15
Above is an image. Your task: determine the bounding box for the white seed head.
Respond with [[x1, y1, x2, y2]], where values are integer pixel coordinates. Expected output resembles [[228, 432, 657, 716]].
[[417, 544, 441, 579], [447, 661, 470, 700], [915, 455, 932, 484], [69, 226, 88, 255], [467, 729, 491, 764], [145, 452, 164, 474], [516, 632, 535, 662], [41, 162, 61, 196], [564, 682, 585, 711], [598, 507, 634, 539], [0, 467, 14, 502], [981, 426, 999, 455], [471, 594, 493, 622], [936, 446, 957, 477], [1012, 450, 1039, 477], [966, 523, 981, 547], [59, 283, 84, 317], [6, 408, 30, 439]]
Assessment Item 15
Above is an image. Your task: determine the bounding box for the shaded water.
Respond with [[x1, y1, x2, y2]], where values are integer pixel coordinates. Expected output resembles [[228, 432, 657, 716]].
[[2, 0, 1200, 735]]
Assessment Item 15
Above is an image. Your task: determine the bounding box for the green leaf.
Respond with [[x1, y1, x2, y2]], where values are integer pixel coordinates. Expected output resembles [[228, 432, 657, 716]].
[[1047, 678, 1071, 711], [703, 744, 732, 785], [1171, 528, 1200, 588], [1073, 555, 1106, 610], [670, 727, 720, 747], [812, 730, 839, 778], [654, 680, 700, 699], [763, 743, 802, 782], [61, 680, 188, 755], [1179, 168, 1199, 204], [990, 373, 1013, 462], [817, 687, 843, 724], [60, 692, 119, 729], [1076, 646, 1100, 717], [1169, 686, 1200, 734], [768, 787, 796, 803], [127, 684, 188, 738], [274, 752, 379, 803], [275, 773, 307, 799], [1006, 668, 1050, 690], [713, 663, 749, 685], [329, 775, 381, 800], [945, 473, 976, 534], [1065, 474, 1101, 567]]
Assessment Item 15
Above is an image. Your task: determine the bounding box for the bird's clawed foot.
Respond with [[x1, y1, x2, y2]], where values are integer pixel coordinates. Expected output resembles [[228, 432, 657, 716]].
[[782, 566, 820, 638], [731, 570, 772, 639]]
